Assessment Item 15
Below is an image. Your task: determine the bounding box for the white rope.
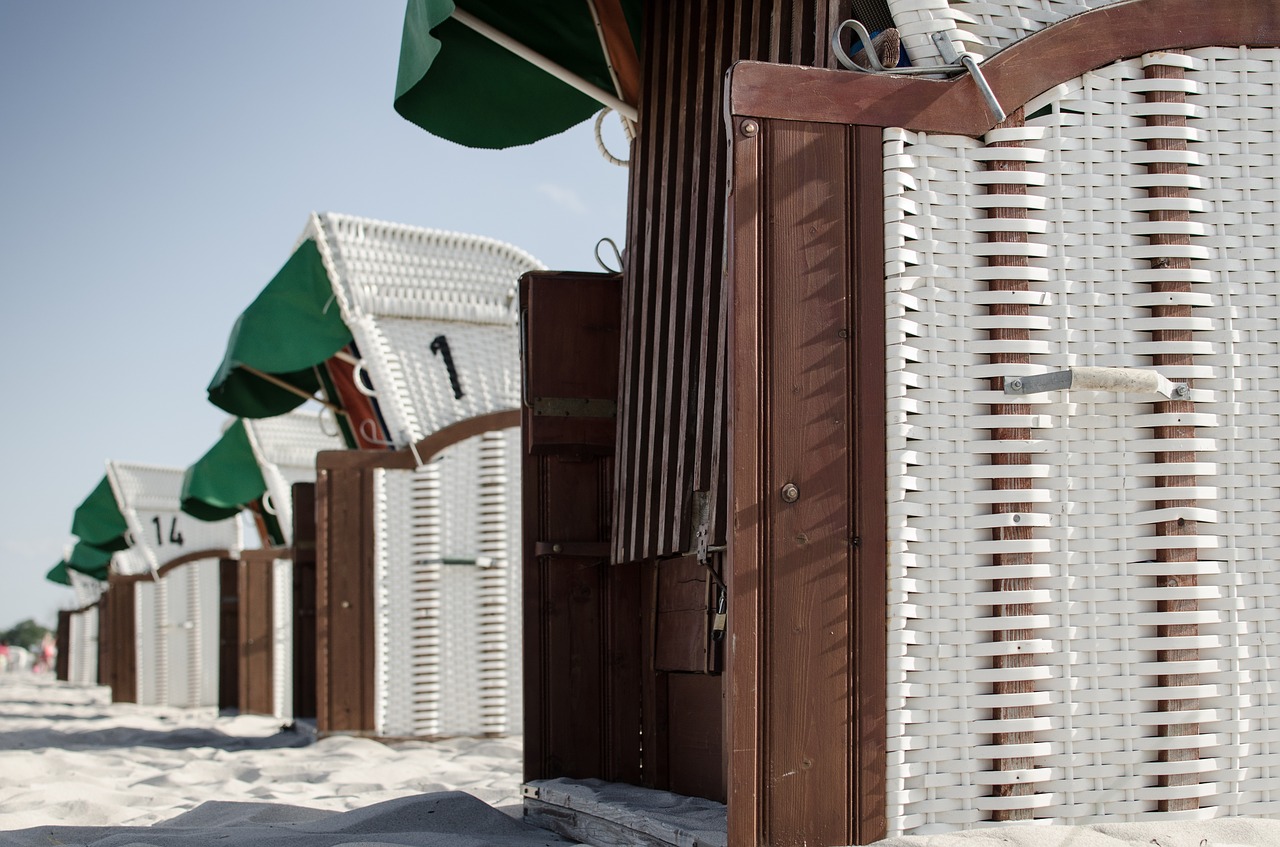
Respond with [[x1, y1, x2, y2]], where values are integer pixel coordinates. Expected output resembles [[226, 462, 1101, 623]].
[[594, 108, 630, 168]]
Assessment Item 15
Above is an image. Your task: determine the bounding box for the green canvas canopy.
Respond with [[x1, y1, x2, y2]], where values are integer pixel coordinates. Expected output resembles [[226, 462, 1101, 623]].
[[70, 476, 129, 552], [394, 0, 642, 149], [66, 540, 113, 581], [46, 561, 72, 586], [180, 420, 268, 521], [207, 239, 352, 418]]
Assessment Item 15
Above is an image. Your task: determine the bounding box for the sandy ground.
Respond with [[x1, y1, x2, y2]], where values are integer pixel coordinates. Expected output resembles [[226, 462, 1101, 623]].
[[3, 673, 1280, 846]]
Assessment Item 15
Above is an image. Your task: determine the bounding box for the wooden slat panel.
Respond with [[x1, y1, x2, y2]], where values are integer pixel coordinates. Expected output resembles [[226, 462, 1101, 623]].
[[615, 0, 840, 564]]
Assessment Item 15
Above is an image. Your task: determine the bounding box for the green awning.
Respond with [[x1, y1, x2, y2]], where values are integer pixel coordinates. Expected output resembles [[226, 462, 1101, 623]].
[[394, 0, 642, 149], [180, 419, 267, 521], [70, 476, 129, 551], [66, 541, 113, 581], [46, 561, 72, 586], [207, 239, 352, 418]]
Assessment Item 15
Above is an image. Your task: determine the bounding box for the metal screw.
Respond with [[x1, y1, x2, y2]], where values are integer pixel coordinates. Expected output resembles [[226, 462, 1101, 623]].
[[1008, 378, 1023, 392], [552, 543, 563, 553], [1174, 384, 1190, 399], [741, 120, 759, 137], [781, 483, 799, 503], [838, 329, 849, 339]]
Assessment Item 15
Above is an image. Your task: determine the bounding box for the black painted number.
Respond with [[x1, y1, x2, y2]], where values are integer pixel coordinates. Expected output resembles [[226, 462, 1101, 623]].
[[151, 516, 185, 547], [430, 335, 465, 400]]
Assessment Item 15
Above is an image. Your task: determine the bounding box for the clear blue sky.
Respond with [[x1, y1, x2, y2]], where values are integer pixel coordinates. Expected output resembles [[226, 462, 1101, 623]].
[[0, 2, 630, 630]]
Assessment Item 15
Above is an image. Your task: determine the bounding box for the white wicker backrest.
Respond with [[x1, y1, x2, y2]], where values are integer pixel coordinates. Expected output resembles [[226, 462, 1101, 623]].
[[372, 428, 521, 738], [306, 212, 545, 448], [884, 47, 1280, 832], [105, 461, 242, 571], [884, 0, 1127, 65], [68, 568, 106, 607], [242, 410, 344, 545]]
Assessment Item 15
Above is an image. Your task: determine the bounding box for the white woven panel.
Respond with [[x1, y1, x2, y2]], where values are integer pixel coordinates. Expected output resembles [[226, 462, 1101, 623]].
[[134, 580, 161, 706], [68, 606, 99, 686], [883, 0, 1126, 66], [884, 48, 1280, 834], [106, 461, 242, 571], [304, 211, 544, 448], [373, 428, 521, 738], [156, 559, 221, 709], [243, 410, 344, 546], [69, 569, 106, 606], [272, 558, 294, 721]]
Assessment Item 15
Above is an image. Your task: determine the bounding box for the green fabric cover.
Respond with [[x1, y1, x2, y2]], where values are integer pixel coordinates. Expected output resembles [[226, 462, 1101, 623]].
[[46, 561, 72, 586], [66, 541, 113, 581], [207, 239, 352, 418], [180, 420, 268, 521], [70, 476, 129, 551], [394, 0, 642, 149]]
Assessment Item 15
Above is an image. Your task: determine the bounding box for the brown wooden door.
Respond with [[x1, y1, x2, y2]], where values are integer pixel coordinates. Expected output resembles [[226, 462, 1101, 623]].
[[218, 559, 240, 711], [237, 554, 274, 715], [520, 271, 645, 785], [55, 610, 71, 681], [727, 116, 888, 845], [107, 580, 138, 704], [292, 482, 318, 720]]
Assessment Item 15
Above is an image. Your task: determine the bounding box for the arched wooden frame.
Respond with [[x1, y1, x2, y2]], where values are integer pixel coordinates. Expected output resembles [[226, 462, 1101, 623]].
[[314, 410, 520, 735], [725, 2, 1280, 845]]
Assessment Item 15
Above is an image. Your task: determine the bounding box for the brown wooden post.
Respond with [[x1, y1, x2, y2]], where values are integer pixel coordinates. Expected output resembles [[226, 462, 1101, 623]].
[[237, 552, 278, 716], [219, 558, 240, 711], [292, 481, 318, 720], [726, 113, 887, 846], [1140, 54, 1203, 813], [55, 610, 71, 681]]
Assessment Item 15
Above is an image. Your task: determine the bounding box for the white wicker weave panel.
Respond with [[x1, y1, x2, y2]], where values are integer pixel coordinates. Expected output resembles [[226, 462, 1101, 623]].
[[272, 558, 294, 721], [883, 0, 1126, 66], [373, 429, 521, 738], [885, 48, 1280, 834], [302, 212, 542, 448], [348, 315, 521, 448], [105, 461, 242, 571], [243, 410, 345, 546], [135, 580, 161, 706], [68, 606, 98, 687], [316, 212, 543, 326], [68, 568, 106, 606], [154, 559, 221, 709]]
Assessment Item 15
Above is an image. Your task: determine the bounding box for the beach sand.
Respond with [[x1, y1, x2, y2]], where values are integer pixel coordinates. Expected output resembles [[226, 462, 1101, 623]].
[[3, 673, 1279, 846]]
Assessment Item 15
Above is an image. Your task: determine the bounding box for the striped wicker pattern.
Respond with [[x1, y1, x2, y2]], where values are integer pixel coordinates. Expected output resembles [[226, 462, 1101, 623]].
[[305, 212, 544, 448], [68, 605, 98, 686], [135, 580, 163, 706], [373, 428, 521, 738], [884, 48, 1280, 833], [105, 461, 242, 571], [243, 411, 344, 545], [884, 0, 1127, 65], [271, 558, 294, 720], [149, 559, 220, 709]]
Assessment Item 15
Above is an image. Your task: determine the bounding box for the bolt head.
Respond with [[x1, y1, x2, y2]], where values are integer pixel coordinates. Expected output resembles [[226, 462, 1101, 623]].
[[741, 120, 759, 137], [781, 483, 799, 503]]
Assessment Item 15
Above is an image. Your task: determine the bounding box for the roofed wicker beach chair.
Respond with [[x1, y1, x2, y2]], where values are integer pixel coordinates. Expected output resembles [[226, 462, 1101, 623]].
[[104, 461, 242, 709], [301, 212, 541, 738]]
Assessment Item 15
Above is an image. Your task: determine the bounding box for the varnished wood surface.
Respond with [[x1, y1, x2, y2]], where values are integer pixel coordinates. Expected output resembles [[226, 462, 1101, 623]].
[[237, 556, 275, 716], [727, 114, 887, 846], [729, 0, 1280, 137]]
